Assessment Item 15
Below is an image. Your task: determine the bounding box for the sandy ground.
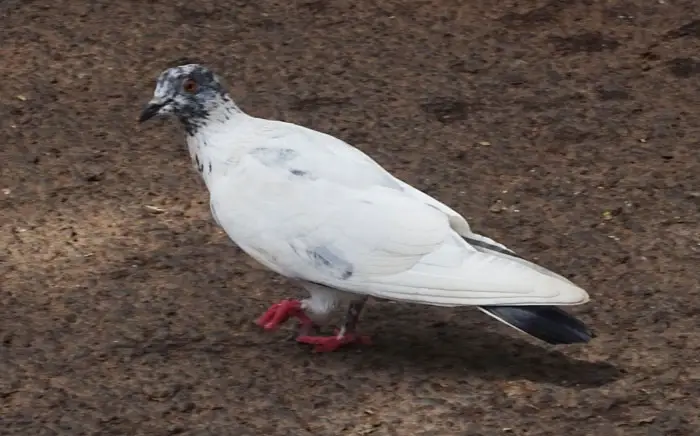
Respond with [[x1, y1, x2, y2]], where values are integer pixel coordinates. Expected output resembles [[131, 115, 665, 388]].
[[2, 0, 700, 435]]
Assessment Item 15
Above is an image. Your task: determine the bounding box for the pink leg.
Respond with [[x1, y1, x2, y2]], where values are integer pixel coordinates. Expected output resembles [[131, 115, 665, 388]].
[[297, 329, 372, 352], [255, 299, 313, 331], [296, 298, 372, 352]]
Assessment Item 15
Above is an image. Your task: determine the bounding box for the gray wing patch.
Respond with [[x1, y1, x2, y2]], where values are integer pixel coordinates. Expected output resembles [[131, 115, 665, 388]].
[[305, 245, 354, 280], [463, 236, 522, 259], [250, 148, 316, 179], [289, 168, 318, 180], [250, 147, 299, 166]]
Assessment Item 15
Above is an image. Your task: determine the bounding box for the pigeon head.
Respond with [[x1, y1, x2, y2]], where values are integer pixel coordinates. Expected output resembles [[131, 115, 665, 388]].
[[139, 64, 235, 134]]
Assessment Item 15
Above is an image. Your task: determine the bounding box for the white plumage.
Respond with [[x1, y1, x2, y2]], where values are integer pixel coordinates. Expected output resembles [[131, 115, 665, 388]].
[[140, 64, 593, 352], [204, 118, 589, 307]]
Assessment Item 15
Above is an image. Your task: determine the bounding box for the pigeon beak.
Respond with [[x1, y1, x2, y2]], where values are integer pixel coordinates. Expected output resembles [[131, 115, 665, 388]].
[[138, 99, 168, 123]]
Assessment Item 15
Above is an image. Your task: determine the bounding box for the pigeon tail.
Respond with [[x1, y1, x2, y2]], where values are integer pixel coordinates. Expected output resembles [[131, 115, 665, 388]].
[[478, 305, 594, 345]]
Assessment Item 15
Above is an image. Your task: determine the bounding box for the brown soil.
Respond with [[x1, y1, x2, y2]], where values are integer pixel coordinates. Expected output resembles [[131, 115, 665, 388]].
[[2, 1, 699, 435]]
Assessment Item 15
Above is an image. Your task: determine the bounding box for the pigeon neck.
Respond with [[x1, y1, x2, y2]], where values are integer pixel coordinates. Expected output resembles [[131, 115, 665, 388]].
[[181, 93, 244, 137], [184, 96, 248, 190]]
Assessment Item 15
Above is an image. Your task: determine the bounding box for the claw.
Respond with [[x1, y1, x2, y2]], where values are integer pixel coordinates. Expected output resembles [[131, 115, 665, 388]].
[[255, 299, 313, 330], [297, 329, 372, 352]]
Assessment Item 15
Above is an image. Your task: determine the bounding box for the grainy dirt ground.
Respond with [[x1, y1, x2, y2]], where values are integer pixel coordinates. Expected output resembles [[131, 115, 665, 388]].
[[1, 0, 699, 435]]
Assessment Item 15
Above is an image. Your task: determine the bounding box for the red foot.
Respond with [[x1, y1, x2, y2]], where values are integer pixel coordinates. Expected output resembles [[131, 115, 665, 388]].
[[255, 299, 313, 331], [297, 330, 372, 353]]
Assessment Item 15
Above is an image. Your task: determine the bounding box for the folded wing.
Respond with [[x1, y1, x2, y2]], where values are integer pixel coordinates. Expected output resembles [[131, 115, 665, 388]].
[[267, 181, 589, 307], [212, 120, 590, 308]]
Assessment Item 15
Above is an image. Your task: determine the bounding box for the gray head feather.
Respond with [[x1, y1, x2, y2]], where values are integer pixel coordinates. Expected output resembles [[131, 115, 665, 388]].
[[139, 64, 237, 135]]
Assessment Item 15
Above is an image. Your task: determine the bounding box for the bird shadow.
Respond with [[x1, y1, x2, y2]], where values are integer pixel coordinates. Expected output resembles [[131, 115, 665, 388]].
[[93, 246, 619, 389], [286, 306, 621, 388]]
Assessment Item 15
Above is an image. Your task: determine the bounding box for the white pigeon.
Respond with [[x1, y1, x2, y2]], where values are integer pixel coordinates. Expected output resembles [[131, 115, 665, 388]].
[[139, 64, 593, 352]]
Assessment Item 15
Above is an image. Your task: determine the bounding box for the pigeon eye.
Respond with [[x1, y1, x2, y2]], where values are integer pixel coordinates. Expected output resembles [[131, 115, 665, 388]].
[[182, 78, 198, 94]]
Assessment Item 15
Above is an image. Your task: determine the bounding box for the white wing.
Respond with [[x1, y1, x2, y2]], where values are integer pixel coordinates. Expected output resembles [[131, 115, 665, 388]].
[[209, 119, 590, 307]]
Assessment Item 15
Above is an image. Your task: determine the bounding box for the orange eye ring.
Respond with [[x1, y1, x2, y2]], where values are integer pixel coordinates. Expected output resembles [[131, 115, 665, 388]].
[[182, 78, 198, 94]]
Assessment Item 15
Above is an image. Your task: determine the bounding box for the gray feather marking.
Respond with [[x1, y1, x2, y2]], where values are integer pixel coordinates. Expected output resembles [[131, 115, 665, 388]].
[[307, 246, 354, 280], [251, 147, 299, 166], [463, 236, 522, 259]]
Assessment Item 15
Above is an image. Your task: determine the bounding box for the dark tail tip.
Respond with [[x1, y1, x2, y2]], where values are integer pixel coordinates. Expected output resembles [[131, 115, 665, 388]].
[[480, 305, 594, 345]]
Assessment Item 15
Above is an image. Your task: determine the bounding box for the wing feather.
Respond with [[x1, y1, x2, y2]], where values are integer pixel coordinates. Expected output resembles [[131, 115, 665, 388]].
[[209, 120, 590, 308]]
